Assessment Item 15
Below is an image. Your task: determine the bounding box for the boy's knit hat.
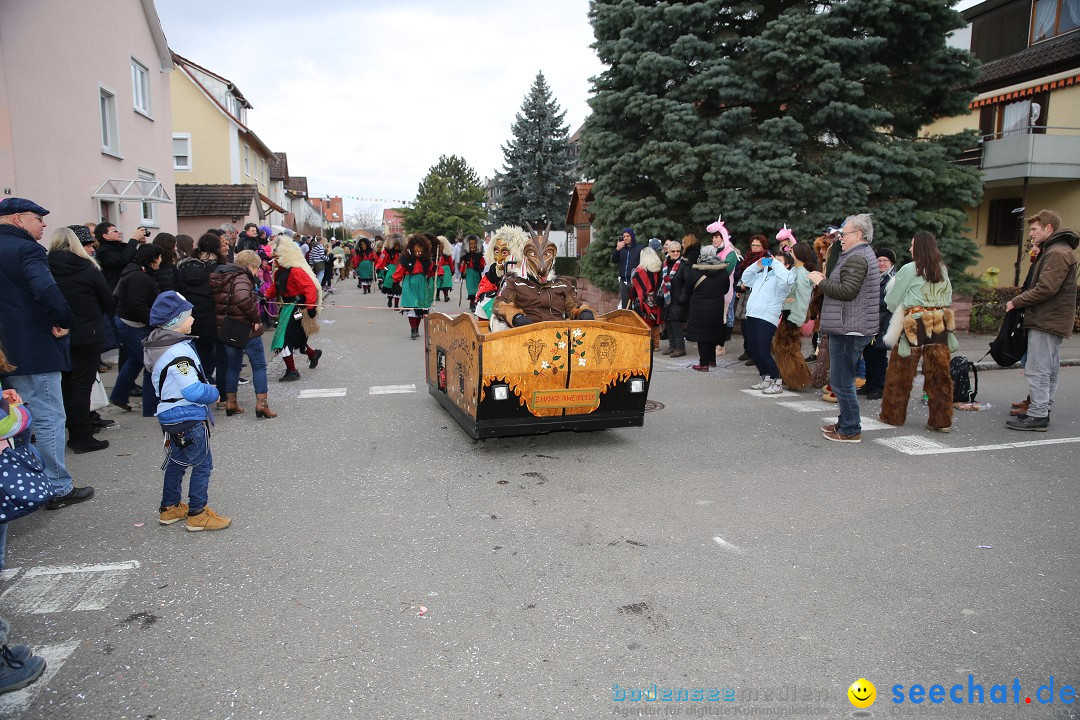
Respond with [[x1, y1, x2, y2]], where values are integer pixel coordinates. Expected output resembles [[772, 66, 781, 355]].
[[149, 291, 194, 329]]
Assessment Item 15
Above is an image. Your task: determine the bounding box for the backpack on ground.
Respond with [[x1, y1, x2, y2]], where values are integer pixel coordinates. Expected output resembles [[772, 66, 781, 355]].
[[950, 356, 978, 403]]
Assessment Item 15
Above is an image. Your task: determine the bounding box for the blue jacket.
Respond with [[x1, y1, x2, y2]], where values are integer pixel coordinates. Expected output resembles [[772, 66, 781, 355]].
[[0, 223, 73, 375], [610, 241, 644, 282], [741, 261, 795, 327], [142, 328, 217, 425]]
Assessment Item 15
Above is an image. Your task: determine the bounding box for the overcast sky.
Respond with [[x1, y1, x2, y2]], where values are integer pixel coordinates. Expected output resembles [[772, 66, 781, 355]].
[[155, 0, 603, 219], [156, 0, 984, 220]]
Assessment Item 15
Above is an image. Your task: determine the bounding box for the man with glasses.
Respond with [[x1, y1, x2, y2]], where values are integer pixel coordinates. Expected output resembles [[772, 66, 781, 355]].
[[807, 214, 881, 443], [0, 197, 94, 508]]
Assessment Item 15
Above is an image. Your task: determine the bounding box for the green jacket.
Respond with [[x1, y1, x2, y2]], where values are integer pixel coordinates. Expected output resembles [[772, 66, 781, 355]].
[[783, 265, 813, 326]]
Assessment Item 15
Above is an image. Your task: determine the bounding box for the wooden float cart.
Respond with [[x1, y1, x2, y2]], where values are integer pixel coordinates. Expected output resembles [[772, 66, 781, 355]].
[[425, 310, 654, 439]]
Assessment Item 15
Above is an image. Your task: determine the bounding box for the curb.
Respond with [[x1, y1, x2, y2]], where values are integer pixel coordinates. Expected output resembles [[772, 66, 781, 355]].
[[972, 358, 1080, 372]]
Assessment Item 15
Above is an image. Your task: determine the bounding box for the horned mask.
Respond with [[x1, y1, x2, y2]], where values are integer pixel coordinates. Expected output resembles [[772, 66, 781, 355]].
[[521, 225, 557, 282]]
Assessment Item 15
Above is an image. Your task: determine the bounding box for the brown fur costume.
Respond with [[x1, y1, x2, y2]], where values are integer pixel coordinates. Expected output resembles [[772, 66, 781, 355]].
[[879, 344, 953, 430], [772, 319, 812, 390], [810, 334, 830, 388]]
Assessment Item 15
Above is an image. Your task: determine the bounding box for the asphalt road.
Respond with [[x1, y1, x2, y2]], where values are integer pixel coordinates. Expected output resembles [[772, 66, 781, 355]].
[[2, 280, 1077, 720]]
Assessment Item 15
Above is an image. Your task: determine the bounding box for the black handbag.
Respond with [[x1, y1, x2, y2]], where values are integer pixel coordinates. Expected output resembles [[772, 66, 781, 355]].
[[217, 277, 251, 349]]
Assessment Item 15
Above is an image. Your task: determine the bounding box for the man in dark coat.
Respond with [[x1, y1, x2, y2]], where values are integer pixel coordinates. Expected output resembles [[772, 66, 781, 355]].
[[610, 228, 643, 309], [0, 198, 94, 509]]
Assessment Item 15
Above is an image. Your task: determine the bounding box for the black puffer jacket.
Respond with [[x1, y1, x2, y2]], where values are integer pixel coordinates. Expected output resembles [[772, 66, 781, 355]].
[[682, 264, 730, 344], [114, 262, 160, 325], [47, 251, 115, 346], [155, 262, 179, 293], [176, 257, 220, 339]]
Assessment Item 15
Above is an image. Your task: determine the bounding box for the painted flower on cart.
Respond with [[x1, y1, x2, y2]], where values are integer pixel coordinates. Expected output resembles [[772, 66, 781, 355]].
[[558, 341, 567, 350], [577, 357, 587, 367], [572, 329, 584, 338], [541, 361, 550, 370]]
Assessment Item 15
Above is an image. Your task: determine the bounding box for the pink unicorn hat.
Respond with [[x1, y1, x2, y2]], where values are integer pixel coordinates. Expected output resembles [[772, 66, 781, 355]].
[[705, 215, 729, 243], [776, 224, 796, 246]]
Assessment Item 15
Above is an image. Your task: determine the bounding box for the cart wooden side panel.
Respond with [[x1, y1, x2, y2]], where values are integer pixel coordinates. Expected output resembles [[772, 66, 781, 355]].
[[426, 310, 653, 438]]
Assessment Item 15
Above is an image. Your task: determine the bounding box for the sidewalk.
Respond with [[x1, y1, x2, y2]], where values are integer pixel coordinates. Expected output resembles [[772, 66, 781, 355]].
[[955, 331, 1080, 371]]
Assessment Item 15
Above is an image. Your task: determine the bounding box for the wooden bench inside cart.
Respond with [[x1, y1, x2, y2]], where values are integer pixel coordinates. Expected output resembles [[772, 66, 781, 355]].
[[425, 310, 654, 439]]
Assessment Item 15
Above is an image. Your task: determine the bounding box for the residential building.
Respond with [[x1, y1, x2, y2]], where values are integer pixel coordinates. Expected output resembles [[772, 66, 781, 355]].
[[170, 53, 284, 229], [175, 184, 266, 238], [565, 182, 595, 257], [0, 0, 176, 236], [383, 208, 406, 237], [926, 0, 1080, 285], [310, 196, 345, 230]]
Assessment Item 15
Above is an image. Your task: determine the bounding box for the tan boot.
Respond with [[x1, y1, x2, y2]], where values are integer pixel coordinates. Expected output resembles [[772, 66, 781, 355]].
[[255, 393, 277, 419], [225, 392, 244, 416]]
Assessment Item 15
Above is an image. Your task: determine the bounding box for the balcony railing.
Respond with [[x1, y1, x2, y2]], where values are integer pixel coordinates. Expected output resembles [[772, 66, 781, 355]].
[[954, 126, 1080, 181]]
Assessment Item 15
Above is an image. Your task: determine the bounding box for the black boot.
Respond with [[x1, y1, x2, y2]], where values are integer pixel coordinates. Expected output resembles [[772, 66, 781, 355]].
[[67, 435, 109, 454], [387, 296, 393, 308], [279, 370, 301, 382]]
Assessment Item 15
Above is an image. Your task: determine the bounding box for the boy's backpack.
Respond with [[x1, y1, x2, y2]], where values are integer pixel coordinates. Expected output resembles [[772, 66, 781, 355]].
[[950, 356, 978, 403]]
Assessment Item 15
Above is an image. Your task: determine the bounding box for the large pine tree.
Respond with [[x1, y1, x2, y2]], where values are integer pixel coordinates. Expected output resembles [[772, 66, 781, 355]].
[[402, 155, 487, 238], [495, 72, 577, 230], [580, 0, 983, 292]]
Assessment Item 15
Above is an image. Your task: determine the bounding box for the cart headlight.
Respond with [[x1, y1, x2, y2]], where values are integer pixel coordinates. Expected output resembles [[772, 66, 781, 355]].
[[629, 377, 646, 393], [492, 384, 509, 401]]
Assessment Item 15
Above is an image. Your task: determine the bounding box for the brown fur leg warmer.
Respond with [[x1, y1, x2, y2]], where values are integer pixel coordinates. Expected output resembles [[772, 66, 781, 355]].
[[772, 321, 812, 390], [810, 335, 830, 388], [879, 346, 920, 426], [923, 344, 954, 430]]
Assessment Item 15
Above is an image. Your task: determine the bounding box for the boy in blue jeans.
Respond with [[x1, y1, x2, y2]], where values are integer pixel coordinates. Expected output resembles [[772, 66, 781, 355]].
[[143, 292, 230, 531]]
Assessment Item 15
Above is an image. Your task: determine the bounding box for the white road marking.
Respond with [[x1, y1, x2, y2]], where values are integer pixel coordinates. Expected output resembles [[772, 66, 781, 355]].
[[822, 416, 893, 432], [777, 401, 839, 413], [876, 434, 1080, 456], [0, 568, 21, 582], [739, 389, 802, 398], [297, 388, 348, 398], [0, 641, 80, 715], [320, 319, 336, 324], [713, 536, 744, 553], [22, 561, 138, 577], [1, 561, 139, 614], [369, 384, 417, 395]]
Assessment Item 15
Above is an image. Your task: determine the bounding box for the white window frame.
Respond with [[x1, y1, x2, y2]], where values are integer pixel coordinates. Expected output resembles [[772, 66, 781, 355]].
[[99, 85, 121, 157], [173, 133, 192, 171], [244, 145, 251, 177], [131, 57, 152, 118], [138, 168, 158, 227]]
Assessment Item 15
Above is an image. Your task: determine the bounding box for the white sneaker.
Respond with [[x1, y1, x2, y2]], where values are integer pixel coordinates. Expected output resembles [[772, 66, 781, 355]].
[[751, 376, 772, 390], [762, 380, 784, 395]]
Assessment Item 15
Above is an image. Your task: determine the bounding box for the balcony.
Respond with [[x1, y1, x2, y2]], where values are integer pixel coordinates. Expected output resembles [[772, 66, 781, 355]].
[[978, 126, 1080, 183]]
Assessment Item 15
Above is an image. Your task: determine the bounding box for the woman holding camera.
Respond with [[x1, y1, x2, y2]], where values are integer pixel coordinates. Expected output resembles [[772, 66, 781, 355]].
[[739, 249, 795, 394]]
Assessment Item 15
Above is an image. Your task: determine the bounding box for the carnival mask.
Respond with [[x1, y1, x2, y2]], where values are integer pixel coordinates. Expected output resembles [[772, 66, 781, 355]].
[[522, 233, 557, 281], [491, 237, 511, 269]]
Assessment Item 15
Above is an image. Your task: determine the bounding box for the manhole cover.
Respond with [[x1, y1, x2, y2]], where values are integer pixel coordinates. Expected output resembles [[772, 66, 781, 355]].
[[644, 400, 664, 413]]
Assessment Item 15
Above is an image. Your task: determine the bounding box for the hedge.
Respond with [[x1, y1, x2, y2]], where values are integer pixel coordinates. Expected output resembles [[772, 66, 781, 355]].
[[969, 286, 1080, 334]]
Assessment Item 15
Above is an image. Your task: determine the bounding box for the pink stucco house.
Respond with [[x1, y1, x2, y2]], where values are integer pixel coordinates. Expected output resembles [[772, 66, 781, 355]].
[[0, 0, 176, 239]]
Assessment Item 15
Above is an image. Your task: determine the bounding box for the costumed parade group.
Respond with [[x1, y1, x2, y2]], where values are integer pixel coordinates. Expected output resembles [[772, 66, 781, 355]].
[[357, 225, 596, 341]]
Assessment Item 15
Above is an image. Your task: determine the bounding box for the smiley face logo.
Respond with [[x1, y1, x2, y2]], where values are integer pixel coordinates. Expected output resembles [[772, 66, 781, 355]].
[[848, 678, 876, 709]]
